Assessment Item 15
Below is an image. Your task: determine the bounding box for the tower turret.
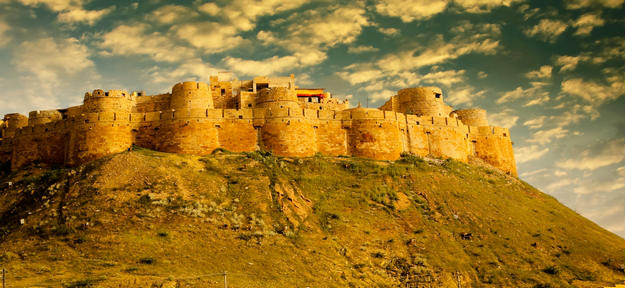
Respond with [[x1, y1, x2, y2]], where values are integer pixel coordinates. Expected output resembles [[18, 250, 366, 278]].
[[2, 113, 28, 138], [454, 108, 488, 127], [170, 81, 213, 110], [83, 89, 134, 113], [396, 87, 447, 116], [28, 110, 63, 126], [256, 87, 317, 157]]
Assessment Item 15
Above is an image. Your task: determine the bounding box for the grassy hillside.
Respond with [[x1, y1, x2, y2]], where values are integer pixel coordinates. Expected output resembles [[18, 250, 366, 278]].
[[0, 149, 624, 287]]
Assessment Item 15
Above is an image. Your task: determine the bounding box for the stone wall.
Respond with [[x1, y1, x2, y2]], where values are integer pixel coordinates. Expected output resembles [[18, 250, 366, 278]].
[[1, 80, 517, 176]]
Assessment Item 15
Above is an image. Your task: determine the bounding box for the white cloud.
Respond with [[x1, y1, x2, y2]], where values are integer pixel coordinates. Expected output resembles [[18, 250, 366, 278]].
[[246, 6, 369, 75], [520, 168, 548, 178], [488, 108, 518, 128], [477, 71, 488, 79], [378, 27, 399, 36], [446, 86, 486, 107], [555, 38, 624, 72], [369, 89, 396, 103], [527, 127, 568, 145], [6, 36, 99, 112], [296, 73, 313, 86], [224, 55, 298, 77], [453, 0, 523, 13], [515, 145, 550, 164], [525, 65, 552, 79], [566, 0, 624, 9], [574, 172, 625, 194], [546, 178, 573, 191], [198, 0, 309, 31], [497, 82, 550, 106], [174, 22, 245, 53], [0, 18, 8, 47], [561, 76, 625, 105], [523, 116, 547, 129], [420, 70, 466, 87], [524, 19, 568, 42], [18, 0, 77, 11], [573, 13, 605, 36], [150, 5, 198, 24], [557, 138, 625, 171], [18, 0, 112, 25], [197, 2, 219, 15], [554, 170, 568, 176], [375, 0, 521, 21], [271, 6, 369, 50], [347, 45, 379, 54], [57, 6, 113, 25], [555, 55, 589, 72], [376, 24, 501, 75], [375, 0, 448, 22], [13, 37, 94, 84], [100, 24, 196, 62], [337, 22, 501, 92], [149, 59, 220, 84], [337, 67, 384, 85], [376, 38, 499, 74]]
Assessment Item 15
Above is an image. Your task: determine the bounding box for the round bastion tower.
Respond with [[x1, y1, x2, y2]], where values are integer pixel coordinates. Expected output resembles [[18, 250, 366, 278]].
[[2, 113, 29, 138], [454, 108, 489, 127], [255, 87, 317, 157], [158, 81, 219, 155], [83, 89, 135, 113], [170, 81, 213, 110], [346, 107, 403, 160], [67, 89, 135, 165], [28, 110, 63, 127], [396, 87, 447, 117]]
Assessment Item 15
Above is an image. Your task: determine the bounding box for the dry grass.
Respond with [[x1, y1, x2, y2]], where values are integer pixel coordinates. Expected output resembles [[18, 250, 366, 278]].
[[0, 149, 624, 287]]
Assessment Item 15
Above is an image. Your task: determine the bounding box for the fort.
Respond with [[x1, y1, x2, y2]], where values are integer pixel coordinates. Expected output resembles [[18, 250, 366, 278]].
[[0, 74, 516, 176]]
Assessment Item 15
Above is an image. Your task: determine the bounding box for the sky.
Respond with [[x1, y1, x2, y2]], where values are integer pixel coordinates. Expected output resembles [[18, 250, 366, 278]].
[[0, 0, 623, 237]]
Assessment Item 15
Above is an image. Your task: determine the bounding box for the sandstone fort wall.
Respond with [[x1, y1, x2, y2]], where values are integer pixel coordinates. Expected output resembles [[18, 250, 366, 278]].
[[0, 76, 517, 176]]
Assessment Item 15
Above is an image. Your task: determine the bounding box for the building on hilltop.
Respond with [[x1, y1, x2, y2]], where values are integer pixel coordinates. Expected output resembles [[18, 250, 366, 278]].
[[0, 74, 516, 176]]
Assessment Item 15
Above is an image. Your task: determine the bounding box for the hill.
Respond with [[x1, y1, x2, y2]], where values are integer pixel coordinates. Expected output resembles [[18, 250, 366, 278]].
[[0, 149, 624, 287]]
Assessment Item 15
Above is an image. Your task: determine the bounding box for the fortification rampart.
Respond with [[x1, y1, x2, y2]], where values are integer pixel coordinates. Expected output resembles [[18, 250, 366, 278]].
[[1, 75, 517, 176]]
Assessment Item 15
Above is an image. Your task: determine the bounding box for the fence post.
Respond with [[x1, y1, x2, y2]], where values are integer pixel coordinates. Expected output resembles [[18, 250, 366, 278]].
[[223, 271, 227, 288], [2, 268, 5, 288]]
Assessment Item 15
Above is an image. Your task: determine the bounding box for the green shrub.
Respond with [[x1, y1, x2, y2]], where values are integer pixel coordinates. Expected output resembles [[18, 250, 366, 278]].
[[542, 266, 559, 275], [139, 257, 155, 264]]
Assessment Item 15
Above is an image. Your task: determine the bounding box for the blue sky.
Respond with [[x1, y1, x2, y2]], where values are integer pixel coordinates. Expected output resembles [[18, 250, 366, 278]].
[[0, 0, 623, 237]]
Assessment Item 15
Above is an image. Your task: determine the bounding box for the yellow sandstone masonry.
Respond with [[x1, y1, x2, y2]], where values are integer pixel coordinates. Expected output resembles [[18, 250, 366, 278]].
[[0, 75, 517, 176]]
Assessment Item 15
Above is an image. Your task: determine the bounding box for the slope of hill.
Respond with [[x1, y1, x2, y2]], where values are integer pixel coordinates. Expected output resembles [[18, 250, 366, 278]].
[[0, 149, 624, 287]]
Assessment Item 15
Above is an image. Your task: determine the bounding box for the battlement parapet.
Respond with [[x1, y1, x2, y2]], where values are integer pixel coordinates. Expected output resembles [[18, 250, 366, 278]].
[[14, 119, 71, 136], [1, 75, 517, 176], [467, 126, 510, 138], [85, 89, 134, 100], [2, 113, 29, 138], [28, 110, 63, 126]]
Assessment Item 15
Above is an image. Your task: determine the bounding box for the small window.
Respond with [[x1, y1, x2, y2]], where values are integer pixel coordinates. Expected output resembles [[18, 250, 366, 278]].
[[434, 93, 441, 99], [105, 92, 109, 96], [308, 98, 312, 102], [221, 89, 226, 96], [247, 104, 252, 108], [238, 115, 243, 119]]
